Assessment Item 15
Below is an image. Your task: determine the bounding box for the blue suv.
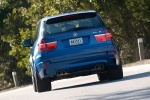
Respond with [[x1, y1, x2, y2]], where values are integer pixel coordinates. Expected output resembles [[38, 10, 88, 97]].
[[23, 10, 123, 92]]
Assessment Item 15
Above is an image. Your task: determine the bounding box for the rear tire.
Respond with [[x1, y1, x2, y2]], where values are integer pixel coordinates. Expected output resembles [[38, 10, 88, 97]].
[[32, 75, 37, 92], [108, 65, 123, 81], [34, 69, 52, 92], [97, 72, 108, 81]]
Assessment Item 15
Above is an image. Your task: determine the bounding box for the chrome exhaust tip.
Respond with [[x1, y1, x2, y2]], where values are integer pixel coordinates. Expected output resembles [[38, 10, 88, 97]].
[[62, 70, 66, 74], [95, 64, 105, 70], [56, 71, 61, 76], [56, 70, 67, 76]]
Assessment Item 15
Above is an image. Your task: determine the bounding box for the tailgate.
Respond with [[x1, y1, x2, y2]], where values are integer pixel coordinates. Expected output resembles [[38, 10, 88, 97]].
[[42, 28, 108, 62]]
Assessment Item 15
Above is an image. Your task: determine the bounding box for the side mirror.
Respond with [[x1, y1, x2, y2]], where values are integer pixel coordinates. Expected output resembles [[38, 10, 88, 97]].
[[22, 39, 33, 47]]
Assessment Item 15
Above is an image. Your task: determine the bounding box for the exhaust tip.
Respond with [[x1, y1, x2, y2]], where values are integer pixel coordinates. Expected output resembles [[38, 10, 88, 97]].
[[56, 70, 67, 76], [62, 70, 66, 74], [95, 64, 105, 70], [56, 71, 61, 76]]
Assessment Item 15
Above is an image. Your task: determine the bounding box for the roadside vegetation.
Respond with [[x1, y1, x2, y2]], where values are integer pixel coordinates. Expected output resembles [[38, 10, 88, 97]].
[[0, 0, 150, 90]]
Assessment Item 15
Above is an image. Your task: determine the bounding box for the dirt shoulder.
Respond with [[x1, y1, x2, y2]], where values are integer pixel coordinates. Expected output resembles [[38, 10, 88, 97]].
[[0, 84, 32, 93]]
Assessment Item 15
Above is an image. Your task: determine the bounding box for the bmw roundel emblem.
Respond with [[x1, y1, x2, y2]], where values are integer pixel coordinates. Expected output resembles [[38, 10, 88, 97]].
[[73, 32, 78, 37]]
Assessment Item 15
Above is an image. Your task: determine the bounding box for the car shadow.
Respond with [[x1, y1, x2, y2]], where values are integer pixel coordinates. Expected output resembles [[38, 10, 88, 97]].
[[53, 71, 150, 91]]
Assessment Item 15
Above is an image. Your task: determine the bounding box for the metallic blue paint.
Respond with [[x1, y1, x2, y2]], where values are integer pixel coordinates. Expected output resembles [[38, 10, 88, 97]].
[[24, 10, 121, 80]]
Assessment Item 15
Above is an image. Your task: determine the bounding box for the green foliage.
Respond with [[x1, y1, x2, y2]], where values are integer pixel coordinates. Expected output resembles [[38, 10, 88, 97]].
[[126, 0, 150, 22], [0, 0, 150, 89]]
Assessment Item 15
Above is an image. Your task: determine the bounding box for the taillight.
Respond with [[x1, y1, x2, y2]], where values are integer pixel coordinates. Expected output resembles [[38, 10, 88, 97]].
[[94, 34, 107, 42], [38, 40, 57, 52], [94, 29, 113, 42], [104, 29, 113, 41]]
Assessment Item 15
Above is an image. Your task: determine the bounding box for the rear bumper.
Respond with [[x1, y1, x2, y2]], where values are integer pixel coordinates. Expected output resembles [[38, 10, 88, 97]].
[[36, 54, 119, 79], [52, 68, 107, 80]]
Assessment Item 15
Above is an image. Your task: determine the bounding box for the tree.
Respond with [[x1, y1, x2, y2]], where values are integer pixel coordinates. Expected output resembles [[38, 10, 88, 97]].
[[0, 0, 31, 89]]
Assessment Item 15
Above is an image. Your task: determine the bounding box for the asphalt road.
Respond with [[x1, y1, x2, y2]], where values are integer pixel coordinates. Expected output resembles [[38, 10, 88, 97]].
[[0, 64, 150, 100]]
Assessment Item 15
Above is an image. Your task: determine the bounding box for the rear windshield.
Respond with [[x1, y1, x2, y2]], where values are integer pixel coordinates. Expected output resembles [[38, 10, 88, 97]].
[[44, 12, 104, 35]]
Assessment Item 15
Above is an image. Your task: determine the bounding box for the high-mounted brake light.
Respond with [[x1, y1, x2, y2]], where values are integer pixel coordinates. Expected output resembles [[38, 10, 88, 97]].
[[38, 40, 57, 52], [94, 29, 113, 42], [63, 14, 78, 19]]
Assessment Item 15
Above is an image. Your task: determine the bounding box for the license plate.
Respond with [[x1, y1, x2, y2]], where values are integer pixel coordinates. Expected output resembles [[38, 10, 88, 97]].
[[69, 38, 83, 46]]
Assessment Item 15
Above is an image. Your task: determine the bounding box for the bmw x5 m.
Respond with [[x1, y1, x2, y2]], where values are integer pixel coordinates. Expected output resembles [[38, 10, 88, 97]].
[[23, 10, 123, 92]]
